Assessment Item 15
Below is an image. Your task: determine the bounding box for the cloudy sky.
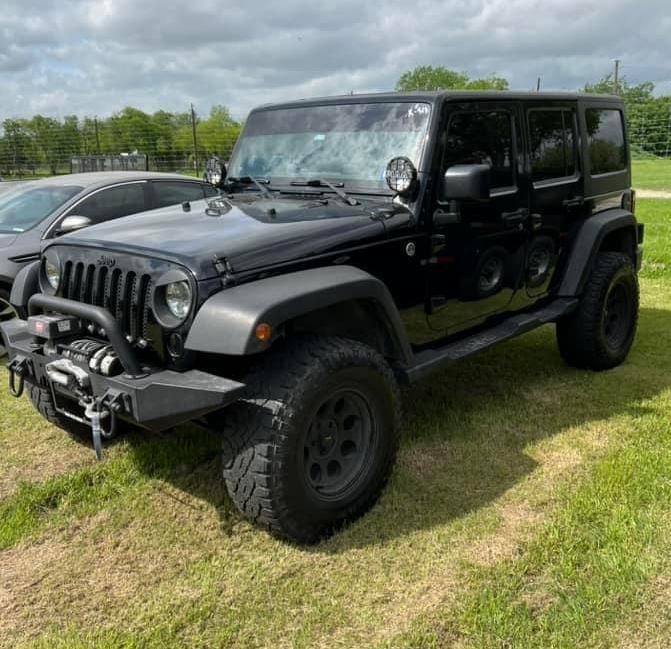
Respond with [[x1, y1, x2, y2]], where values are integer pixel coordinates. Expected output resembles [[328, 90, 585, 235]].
[[1, 0, 669, 120]]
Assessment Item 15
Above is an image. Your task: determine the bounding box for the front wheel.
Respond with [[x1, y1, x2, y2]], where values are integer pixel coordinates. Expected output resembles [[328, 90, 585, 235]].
[[556, 252, 639, 370], [220, 336, 401, 544]]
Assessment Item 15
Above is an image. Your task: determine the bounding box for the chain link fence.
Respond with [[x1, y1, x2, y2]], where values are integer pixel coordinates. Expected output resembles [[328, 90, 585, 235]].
[[0, 106, 241, 179], [0, 99, 670, 180]]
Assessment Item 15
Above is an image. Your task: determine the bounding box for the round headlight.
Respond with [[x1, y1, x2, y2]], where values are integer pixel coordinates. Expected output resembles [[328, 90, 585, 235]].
[[385, 156, 418, 196], [45, 259, 60, 291], [165, 281, 192, 320]]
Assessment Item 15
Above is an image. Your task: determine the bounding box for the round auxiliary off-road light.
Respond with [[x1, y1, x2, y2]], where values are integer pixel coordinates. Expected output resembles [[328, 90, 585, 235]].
[[385, 156, 418, 197], [204, 156, 225, 187]]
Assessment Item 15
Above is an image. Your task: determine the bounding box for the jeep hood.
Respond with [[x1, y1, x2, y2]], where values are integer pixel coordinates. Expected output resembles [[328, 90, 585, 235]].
[[55, 196, 398, 280]]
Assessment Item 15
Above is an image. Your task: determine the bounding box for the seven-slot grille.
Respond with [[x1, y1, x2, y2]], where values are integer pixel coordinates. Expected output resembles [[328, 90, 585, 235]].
[[60, 260, 153, 341]]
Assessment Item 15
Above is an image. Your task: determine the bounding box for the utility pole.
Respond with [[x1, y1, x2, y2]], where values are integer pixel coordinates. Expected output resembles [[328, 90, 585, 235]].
[[613, 59, 621, 95], [190, 103, 199, 175], [94, 117, 101, 154]]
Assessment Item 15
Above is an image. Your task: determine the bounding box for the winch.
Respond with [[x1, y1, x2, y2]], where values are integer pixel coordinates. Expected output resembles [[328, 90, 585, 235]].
[[44, 338, 123, 377]]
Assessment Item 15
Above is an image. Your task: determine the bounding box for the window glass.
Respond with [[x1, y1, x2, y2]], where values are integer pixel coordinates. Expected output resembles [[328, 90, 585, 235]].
[[444, 111, 514, 188], [0, 185, 82, 233], [564, 113, 576, 177], [153, 181, 206, 208], [528, 110, 576, 181], [228, 102, 432, 192], [585, 108, 626, 174], [73, 183, 147, 224]]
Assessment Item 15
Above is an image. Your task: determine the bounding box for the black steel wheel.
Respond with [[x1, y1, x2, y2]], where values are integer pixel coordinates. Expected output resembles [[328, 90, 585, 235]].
[[220, 336, 400, 544], [302, 388, 376, 501], [557, 251, 639, 370], [602, 282, 632, 352]]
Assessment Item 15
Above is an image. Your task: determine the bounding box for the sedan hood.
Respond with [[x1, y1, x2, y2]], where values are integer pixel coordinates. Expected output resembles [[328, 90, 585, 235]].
[[54, 195, 392, 280], [0, 233, 18, 249]]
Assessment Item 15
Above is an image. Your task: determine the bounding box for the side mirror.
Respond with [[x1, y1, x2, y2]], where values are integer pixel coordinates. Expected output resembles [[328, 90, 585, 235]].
[[441, 164, 491, 202], [57, 215, 92, 235]]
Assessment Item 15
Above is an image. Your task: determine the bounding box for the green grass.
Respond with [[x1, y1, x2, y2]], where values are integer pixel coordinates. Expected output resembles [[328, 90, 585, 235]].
[[632, 158, 671, 191], [637, 199, 671, 278], [1, 201, 671, 648]]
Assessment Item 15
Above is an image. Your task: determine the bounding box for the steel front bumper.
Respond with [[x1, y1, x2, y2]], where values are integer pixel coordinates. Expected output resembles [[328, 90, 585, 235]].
[[1, 295, 245, 432]]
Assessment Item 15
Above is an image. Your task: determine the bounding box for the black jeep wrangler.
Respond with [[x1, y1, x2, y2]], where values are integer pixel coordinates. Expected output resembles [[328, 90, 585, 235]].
[[2, 91, 642, 543]]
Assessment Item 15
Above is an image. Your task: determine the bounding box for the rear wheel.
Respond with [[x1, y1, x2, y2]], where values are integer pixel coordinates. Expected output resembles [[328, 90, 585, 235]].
[[556, 252, 639, 370], [0, 288, 16, 357], [220, 336, 401, 543]]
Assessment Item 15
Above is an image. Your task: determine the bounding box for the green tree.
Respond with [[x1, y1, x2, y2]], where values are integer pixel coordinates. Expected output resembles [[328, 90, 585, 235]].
[[584, 75, 671, 157], [584, 74, 654, 103], [197, 105, 241, 159], [396, 66, 509, 91], [28, 115, 62, 174]]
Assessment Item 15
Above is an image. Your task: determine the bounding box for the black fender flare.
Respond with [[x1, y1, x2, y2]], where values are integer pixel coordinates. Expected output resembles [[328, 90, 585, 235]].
[[185, 265, 414, 365], [9, 260, 40, 319], [558, 209, 639, 297]]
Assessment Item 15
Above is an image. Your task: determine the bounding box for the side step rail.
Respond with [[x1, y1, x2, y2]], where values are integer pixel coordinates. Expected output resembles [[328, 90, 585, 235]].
[[403, 298, 578, 383]]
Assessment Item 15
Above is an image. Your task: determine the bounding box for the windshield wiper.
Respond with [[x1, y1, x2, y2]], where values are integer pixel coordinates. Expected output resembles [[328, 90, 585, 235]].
[[290, 179, 358, 206], [226, 176, 274, 199]]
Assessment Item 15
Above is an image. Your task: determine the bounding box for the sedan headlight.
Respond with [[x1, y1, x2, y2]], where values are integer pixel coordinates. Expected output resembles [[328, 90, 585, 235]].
[[165, 281, 192, 320], [45, 259, 60, 291]]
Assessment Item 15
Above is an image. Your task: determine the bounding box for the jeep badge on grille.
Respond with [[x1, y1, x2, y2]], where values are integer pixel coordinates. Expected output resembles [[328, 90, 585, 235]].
[[96, 255, 116, 268]]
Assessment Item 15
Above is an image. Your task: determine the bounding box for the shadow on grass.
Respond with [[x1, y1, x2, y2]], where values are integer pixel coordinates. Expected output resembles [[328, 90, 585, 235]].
[[92, 306, 671, 550]]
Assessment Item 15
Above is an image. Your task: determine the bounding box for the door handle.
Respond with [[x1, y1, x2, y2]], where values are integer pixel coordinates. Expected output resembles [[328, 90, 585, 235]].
[[501, 208, 529, 226], [563, 196, 584, 209]]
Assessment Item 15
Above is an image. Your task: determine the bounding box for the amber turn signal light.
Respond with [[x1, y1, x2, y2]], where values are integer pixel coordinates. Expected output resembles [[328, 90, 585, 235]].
[[255, 323, 272, 342]]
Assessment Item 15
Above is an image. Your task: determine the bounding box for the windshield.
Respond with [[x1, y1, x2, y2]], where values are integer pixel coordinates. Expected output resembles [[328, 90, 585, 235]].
[[0, 185, 83, 233], [228, 101, 432, 193]]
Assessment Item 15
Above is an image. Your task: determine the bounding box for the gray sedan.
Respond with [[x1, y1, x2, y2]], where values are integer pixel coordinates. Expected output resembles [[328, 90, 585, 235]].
[[0, 171, 219, 353]]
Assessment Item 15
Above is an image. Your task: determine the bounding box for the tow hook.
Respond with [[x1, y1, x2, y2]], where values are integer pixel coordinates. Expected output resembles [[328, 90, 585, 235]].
[[7, 355, 30, 398], [84, 400, 107, 461]]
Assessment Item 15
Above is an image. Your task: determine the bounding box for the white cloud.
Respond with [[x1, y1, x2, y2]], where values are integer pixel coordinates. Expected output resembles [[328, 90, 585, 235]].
[[0, 0, 668, 120]]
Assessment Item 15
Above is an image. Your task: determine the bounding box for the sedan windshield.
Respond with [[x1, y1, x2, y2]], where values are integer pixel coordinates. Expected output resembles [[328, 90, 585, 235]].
[[0, 185, 83, 233], [227, 102, 432, 193]]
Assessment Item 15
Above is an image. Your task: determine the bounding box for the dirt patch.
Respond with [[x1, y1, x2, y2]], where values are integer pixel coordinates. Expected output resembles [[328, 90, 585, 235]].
[[0, 486, 221, 647], [637, 190, 671, 199], [612, 574, 671, 649]]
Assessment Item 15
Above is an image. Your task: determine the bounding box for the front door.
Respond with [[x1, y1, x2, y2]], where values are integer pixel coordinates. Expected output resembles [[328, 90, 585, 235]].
[[426, 102, 530, 337]]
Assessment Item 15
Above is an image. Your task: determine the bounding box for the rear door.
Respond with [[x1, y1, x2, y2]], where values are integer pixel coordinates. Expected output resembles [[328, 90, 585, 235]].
[[427, 101, 530, 336], [525, 102, 582, 298]]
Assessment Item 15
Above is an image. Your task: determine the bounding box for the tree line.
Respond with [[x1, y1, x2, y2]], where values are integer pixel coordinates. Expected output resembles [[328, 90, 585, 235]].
[[396, 66, 671, 158], [1, 67, 669, 177], [0, 106, 242, 177]]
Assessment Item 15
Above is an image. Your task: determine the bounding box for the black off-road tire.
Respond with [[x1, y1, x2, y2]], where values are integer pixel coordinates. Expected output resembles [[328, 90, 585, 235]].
[[556, 252, 639, 370], [27, 382, 91, 438], [27, 382, 123, 441], [221, 336, 401, 544]]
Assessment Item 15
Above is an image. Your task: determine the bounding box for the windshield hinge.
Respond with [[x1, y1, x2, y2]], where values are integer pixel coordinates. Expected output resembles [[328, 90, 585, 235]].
[[213, 255, 235, 285]]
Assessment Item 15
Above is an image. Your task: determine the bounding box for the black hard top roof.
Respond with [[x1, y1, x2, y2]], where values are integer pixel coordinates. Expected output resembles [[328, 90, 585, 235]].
[[255, 90, 623, 112]]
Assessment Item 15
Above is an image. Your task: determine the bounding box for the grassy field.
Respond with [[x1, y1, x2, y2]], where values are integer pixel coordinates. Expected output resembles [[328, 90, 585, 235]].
[[1, 198, 671, 648], [633, 158, 671, 192]]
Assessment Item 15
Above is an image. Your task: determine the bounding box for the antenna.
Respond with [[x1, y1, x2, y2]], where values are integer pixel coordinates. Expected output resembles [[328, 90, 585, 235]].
[[613, 59, 621, 94]]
